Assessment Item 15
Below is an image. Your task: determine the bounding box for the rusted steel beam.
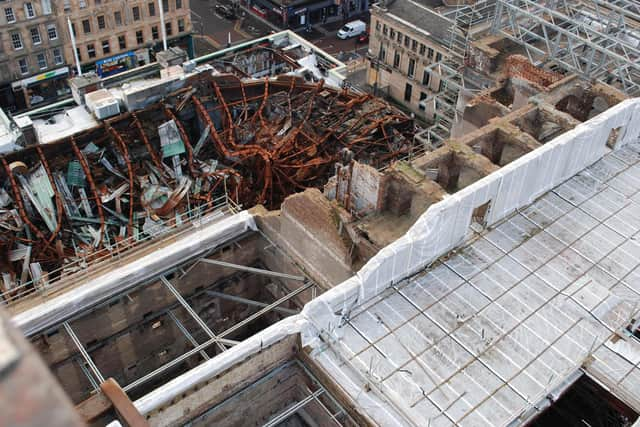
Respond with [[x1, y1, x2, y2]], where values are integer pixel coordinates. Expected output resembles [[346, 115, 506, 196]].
[[191, 95, 271, 159], [100, 378, 149, 427], [211, 81, 236, 147], [132, 112, 164, 171], [328, 106, 387, 144], [252, 78, 270, 127], [1, 158, 50, 251], [236, 76, 250, 120], [192, 95, 225, 155], [70, 136, 106, 248], [288, 77, 296, 94], [107, 125, 135, 238], [273, 80, 324, 157]]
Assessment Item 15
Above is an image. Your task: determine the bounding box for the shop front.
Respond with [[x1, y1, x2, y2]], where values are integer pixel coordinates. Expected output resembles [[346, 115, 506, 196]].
[[286, 0, 340, 28], [249, 0, 287, 27], [246, 0, 365, 30], [11, 67, 71, 110]]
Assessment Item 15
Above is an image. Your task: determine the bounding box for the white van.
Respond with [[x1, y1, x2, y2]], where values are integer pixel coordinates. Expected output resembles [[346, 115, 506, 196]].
[[337, 20, 367, 39]]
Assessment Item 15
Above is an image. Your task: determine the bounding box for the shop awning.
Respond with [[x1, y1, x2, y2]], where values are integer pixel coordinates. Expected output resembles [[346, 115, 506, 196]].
[[12, 67, 69, 90]]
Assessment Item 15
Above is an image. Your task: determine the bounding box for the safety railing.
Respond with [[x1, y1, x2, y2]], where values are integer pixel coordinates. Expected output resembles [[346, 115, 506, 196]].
[[0, 194, 241, 306]]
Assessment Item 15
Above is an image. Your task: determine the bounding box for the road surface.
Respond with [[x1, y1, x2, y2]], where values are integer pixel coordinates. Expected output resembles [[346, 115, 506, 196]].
[[190, 1, 370, 55]]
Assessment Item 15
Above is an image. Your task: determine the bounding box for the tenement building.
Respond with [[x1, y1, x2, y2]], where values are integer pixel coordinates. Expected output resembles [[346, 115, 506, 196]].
[[0, 0, 192, 112], [0, 0, 67, 111], [367, 0, 451, 119], [62, 0, 193, 76]]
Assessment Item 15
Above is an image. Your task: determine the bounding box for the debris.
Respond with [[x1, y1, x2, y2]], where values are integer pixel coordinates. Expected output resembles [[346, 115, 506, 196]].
[[0, 76, 415, 301]]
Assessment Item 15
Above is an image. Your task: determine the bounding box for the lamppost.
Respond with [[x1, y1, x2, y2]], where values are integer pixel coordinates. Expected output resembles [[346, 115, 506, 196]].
[[369, 54, 382, 97]]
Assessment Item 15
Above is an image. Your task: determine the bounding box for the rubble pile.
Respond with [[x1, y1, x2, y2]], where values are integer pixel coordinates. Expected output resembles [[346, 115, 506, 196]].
[[0, 75, 415, 298]]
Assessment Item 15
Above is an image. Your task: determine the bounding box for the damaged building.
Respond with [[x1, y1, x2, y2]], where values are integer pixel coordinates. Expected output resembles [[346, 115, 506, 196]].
[[0, 74, 414, 296], [2, 4, 640, 427], [0, 30, 416, 295]]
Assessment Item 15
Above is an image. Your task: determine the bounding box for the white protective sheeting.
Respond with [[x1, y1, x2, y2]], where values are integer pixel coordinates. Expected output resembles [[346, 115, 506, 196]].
[[306, 137, 640, 426], [12, 210, 257, 336], [303, 98, 640, 340]]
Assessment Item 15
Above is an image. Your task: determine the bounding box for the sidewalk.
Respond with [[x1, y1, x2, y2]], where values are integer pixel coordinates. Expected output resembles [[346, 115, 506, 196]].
[[235, 3, 281, 32]]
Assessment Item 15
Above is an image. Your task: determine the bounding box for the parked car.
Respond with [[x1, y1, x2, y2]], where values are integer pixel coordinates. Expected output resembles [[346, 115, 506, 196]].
[[337, 20, 367, 39], [357, 31, 369, 44], [215, 4, 236, 19]]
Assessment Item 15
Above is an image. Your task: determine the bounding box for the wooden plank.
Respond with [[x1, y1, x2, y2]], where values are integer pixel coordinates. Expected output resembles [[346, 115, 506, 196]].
[[101, 378, 149, 427]]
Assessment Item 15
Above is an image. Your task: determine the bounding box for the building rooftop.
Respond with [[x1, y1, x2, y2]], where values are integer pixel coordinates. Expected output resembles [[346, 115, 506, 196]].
[[311, 139, 640, 425], [2, 13, 640, 427], [376, 0, 453, 44]]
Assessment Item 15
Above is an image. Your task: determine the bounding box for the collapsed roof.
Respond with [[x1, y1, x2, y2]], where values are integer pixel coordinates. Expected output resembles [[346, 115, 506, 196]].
[[0, 74, 415, 297]]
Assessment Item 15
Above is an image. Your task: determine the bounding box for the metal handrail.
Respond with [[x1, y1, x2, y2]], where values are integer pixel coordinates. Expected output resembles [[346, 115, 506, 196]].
[[1, 195, 241, 305]]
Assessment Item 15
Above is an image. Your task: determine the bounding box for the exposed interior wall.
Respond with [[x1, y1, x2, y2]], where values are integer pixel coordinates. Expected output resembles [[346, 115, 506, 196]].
[[254, 190, 354, 290], [451, 98, 510, 137], [546, 81, 626, 123], [351, 162, 446, 251], [509, 104, 580, 143], [30, 232, 307, 405], [187, 359, 354, 427], [145, 334, 300, 426], [303, 97, 640, 334], [327, 162, 386, 217]]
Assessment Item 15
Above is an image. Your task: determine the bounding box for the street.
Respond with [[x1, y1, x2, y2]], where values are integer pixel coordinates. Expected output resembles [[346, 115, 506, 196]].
[[190, 1, 370, 57], [191, 0, 261, 50]]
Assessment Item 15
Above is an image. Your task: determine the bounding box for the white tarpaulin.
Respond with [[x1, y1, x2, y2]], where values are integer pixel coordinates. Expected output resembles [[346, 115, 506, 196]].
[[303, 98, 640, 338]]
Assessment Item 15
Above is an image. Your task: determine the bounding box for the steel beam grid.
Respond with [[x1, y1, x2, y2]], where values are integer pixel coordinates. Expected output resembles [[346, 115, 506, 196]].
[[205, 290, 299, 315], [558, 0, 640, 30], [63, 322, 106, 385], [607, 0, 640, 16], [36, 226, 317, 403], [442, 0, 498, 29], [198, 258, 306, 282], [262, 389, 326, 427], [122, 280, 314, 393], [167, 310, 211, 361], [424, 61, 465, 92], [492, 0, 640, 95], [160, 275, 228, 353]]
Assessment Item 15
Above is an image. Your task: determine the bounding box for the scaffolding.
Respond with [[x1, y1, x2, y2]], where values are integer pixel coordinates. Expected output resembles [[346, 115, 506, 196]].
[[422, 1, 497, 149], [491, 0, 640, 96]]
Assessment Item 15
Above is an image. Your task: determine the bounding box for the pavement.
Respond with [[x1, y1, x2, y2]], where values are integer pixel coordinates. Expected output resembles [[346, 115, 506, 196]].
[[190, 0, 254, 49], [190, 1, 371, 56]]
